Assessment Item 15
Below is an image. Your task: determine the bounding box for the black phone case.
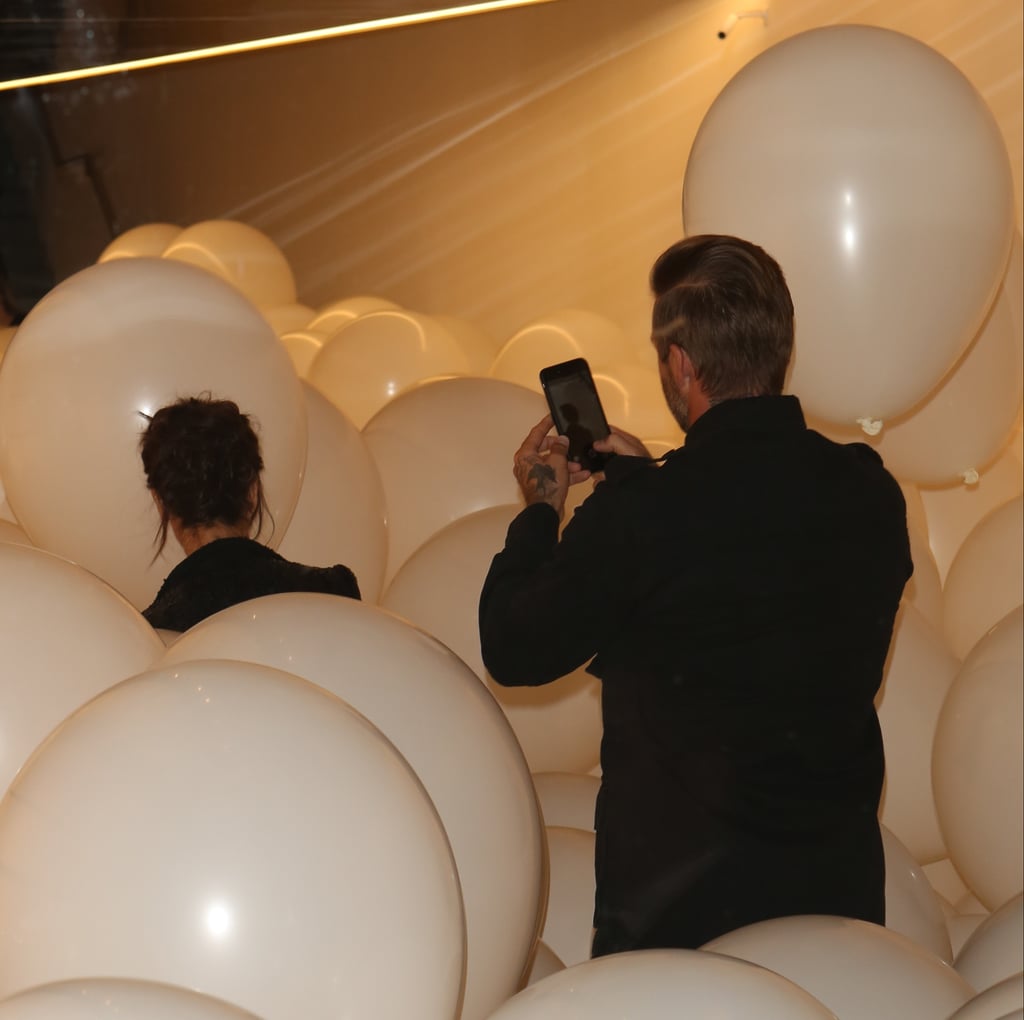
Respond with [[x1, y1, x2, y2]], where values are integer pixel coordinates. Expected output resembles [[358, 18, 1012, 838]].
[[539, 358, 612, 472]]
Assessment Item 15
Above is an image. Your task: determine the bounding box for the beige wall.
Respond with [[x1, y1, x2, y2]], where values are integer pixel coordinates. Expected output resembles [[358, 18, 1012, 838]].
[[47, 0, 1023, 346]]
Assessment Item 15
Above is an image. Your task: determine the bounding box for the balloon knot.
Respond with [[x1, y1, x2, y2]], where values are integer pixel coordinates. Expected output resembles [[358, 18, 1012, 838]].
[[856, 417, 883, 437], [961, 468, 980, 486]]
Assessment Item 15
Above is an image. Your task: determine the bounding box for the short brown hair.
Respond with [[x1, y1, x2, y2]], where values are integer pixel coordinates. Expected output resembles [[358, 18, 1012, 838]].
[[650, 235, 794, 402]]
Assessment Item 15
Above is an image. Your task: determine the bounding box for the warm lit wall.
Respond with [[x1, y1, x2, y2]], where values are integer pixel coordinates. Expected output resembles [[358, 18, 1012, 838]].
[[41, 0, 1023, 346]]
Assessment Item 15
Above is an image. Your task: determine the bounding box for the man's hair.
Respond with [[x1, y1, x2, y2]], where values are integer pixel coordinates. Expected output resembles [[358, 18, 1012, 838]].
[[650, 234, 794, 402], [139, 394, 268, 556]]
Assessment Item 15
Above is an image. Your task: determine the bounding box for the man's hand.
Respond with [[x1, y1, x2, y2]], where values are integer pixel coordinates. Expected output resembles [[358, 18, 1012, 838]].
[[513, 416, 581, 519], [587, 425, 653, 484]]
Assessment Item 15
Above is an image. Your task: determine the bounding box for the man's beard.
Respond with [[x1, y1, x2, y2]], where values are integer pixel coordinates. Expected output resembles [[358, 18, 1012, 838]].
[[660, 371, 690, 432]]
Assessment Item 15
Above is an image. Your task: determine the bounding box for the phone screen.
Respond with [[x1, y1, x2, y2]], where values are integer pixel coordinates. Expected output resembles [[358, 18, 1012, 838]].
[[539, 358, 611, 472]]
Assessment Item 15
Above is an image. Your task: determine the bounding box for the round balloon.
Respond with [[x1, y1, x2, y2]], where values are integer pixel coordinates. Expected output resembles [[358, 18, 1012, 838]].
[[0, 257, 306, 609], [97, 222, 181, 262], [307, 296, 400, 336], [363, 376, 548, 584], [954, 894, 1024, 994], [0, 659, 465, 1020], [933, 608, 1023, 912], [0, 978, 259, 1019], [159, 594, 542, 1020], [490, 309, 631, 391], [433, 314, 502, 375], [921, 452, 1023, 581], [704, 915, 975, 1019], [163, 219, 297, 308], [381, 504, 603, 774], [278, 328, 324, 377], [882, 824, 953, 962], [876, 604, 959, 863], [0, 542, 163, 799], [683, 25, 1014, 426], [488, 948, 837, 1019], [276, 383, 388, 603], [543, 826, 597, 967], [942, 496, 1023, 659], [309, 309, 472, 428]]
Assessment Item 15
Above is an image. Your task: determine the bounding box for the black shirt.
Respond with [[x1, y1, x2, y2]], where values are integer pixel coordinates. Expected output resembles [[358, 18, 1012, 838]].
[[143, 537, 360, 633], [479, 395, 912, 953]]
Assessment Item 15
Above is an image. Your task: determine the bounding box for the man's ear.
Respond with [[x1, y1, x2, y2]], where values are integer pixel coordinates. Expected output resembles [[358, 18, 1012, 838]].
[[668, 345, 691, 387]]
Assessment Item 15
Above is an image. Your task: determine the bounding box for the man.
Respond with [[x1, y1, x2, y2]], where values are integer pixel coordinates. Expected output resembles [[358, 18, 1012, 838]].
[[478, 234, 912, 955]]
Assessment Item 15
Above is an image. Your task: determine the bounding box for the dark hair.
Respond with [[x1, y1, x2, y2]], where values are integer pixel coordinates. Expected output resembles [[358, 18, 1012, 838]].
[[650, 235, 794, 402], [140, 395, 269, 556]]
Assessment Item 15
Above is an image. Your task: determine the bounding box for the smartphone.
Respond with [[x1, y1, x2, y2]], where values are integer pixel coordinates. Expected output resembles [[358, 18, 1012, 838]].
[[539, 357, 612, 472]]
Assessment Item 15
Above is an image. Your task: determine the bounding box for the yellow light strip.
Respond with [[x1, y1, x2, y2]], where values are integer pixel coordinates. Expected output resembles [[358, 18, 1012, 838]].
[[0, 0, 557, 92]]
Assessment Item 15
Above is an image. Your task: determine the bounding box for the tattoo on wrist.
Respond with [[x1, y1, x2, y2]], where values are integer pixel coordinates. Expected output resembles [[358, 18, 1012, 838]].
[[528, 462, 557, 497]]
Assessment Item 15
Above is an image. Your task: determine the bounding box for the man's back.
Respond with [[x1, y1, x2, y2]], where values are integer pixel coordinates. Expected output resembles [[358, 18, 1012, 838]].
[[480, 394, 912, 954]]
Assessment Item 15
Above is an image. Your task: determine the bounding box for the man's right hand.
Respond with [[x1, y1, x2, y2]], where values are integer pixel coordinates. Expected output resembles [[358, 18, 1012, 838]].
[[593, 425, 652, 461]]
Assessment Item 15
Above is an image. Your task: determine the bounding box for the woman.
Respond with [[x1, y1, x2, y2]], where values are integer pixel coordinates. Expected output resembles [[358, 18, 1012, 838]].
[[140, 395, 360, 631]]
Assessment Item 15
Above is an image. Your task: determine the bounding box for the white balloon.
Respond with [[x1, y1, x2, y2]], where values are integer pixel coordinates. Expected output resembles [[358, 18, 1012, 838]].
[[0, 543, 163, 799], [97, 222, 181, 262], [488, 948, 838, 1019], [381, 504, 603, 774], [0, 257, 306, 610], [262, 302, 315, 336], [0, 978, 258, 1019], [683, 25, 1014, 426], [921, 453, 1023, 581], [532, 772, 601, 831], [703, 915, 975, 1019], [0, 659, 465, 1020], [309, 309, 471, 428], [943, 497, 1023, 659], [159, 594, 542, 1020], [947, 972, 1023, 1020], [363, 376, 548, 584], [163, 220, 297, 307], [543, 827, 597, 967], [276, 383, 388, 603], [433, 314, 502, 376], [876, 604, 960, 863], [491, 310, 631, 392], [933, 607, 1023, 911], [955, 895, 1024, 994], [278, 328, 324, 377], [307, 295, 400, 336], [882, 824, 953, 961]]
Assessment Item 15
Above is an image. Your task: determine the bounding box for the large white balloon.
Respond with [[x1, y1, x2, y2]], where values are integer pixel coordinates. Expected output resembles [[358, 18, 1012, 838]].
[[947, 973, 1023, 1020], [703, 915, 975, 1019], [532, 772, 601, 832], [0, 978, 258, 1019], [276, 383, 388, 603], [954, 895, 1024, 995], [159, 594, 542, 1020], [381, 504, 603, 774], [487, 948, 838, 1019], [876, 604, 960, 863], [0, 542, 163, 799], [97, 222, 181, 262], [942, 496, 1023, 659], [882, 824, 953, 962], [364, 376, 548, 584], [163, 220, 297, 308], [309, 309, 471, 428], [683, 25, 1014, 426], [933, 607, 1023, 912], [0, 659, 465, 1020], [0, 257, 306, 610]]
